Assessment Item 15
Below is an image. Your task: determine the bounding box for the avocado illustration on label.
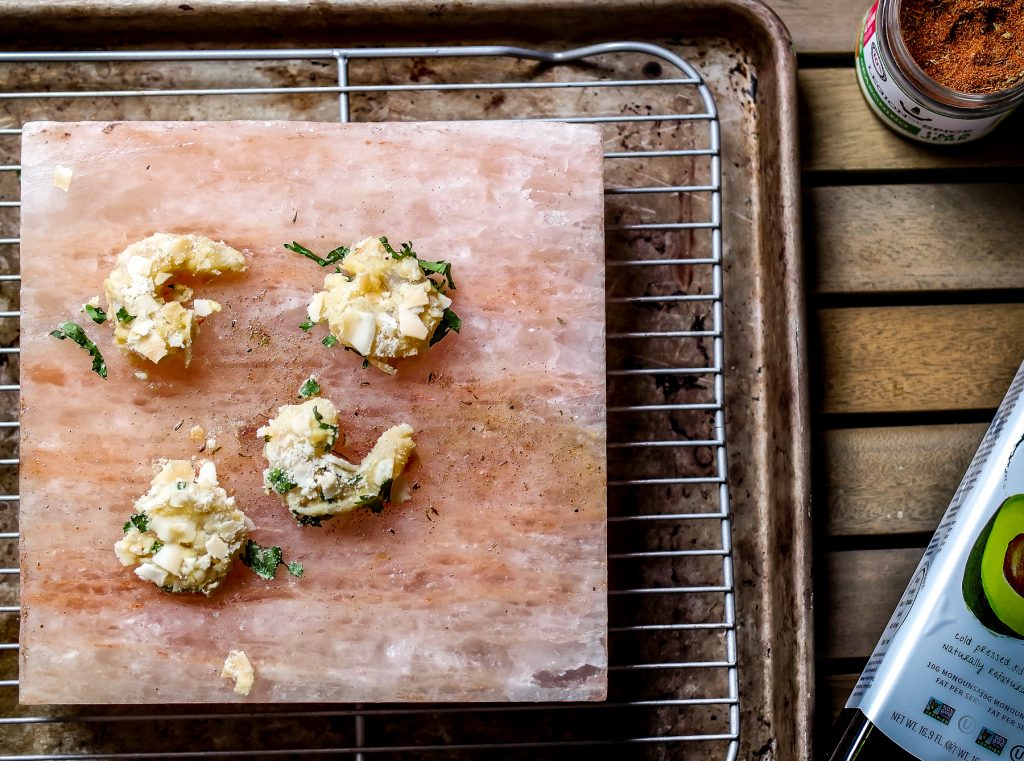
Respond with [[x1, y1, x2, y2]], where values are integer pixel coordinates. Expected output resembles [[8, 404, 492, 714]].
[[963, 494, 1024, 639]]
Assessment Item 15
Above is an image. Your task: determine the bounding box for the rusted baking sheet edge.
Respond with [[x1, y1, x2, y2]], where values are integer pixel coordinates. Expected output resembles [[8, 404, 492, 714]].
[[8, 0, 792, 51], [2, 0, 811, 758]]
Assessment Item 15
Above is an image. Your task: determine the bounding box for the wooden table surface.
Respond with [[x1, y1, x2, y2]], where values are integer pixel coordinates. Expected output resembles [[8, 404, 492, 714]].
[[762, 1, 1024, 754]]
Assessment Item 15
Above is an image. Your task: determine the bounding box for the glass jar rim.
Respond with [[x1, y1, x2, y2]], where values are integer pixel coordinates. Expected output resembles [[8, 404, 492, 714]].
[[885, 0, 1024, 109]]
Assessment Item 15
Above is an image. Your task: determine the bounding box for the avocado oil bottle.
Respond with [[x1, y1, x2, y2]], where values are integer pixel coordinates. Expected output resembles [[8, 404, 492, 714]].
[[826, 365, 1024, 761]]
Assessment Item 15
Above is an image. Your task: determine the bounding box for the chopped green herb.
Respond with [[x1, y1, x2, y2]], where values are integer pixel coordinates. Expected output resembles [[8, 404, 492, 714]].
[[312, 405, 339, 450], [122, 513, 150, 533], [417, 258, 457, 291], [355, 478, 394, 514], [326, 246, 350, 264], [292, 511, 332, 528], [379, 236, 416, 260], [299, 320, 315, 332], [240, 539, 284, 580], [429, 308, 462, 347], [263, 434, 272, 443], [151, 540, 164, 554], [267, 467, 297, 494], [298, 376, 321, 398], [115, 306, 135, 324], [361, 359, 370, 370], [284, 241, 317, 262], [83, 304, 107, 324], [285, 241, 349, 267], [556, 316, 567, 326], [240, 540, 304, 581], [379, 237, 456, 291], [176, 481, 186, 490], [322, 334, 338, 348], [50, 321, 107, 379]]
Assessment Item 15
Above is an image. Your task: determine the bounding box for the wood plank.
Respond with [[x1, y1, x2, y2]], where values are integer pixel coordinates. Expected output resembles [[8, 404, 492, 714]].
[[809, 185, 1024, 293], [820, 548, 922, 659], [766, 0, 864, 55], [823, 424, 986, 535], [817, 304, 1024, 414], [800, 69, 1024, 173]]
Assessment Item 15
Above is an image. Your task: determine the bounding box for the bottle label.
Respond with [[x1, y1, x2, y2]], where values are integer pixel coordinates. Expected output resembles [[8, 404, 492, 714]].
[[855, 0, 1006, 144], [848, 361, 1024, 760]]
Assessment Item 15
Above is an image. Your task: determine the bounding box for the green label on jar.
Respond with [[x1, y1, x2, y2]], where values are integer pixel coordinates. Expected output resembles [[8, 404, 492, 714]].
[[856, 40, 920, 134], [855, 5, 1006, 144]]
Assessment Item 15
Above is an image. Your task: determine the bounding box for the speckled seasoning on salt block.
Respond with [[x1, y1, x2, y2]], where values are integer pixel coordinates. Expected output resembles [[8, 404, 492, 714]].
[[18, 120, 607, 703]]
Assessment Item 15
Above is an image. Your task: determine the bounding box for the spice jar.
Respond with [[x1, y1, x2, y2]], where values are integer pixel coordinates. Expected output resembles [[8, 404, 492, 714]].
[[856, 0, 1024, 143]]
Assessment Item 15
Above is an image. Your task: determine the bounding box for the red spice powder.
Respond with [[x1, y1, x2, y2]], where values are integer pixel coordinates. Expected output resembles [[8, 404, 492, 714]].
[[900, 0, 1024, 94]]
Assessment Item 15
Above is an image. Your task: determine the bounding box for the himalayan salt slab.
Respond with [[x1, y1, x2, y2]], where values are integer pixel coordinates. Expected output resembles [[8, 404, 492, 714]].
[[18, 120, 607, 704]]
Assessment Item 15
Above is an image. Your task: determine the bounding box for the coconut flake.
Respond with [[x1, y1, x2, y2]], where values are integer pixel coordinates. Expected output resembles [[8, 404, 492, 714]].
[[52, 166, 74, 191]]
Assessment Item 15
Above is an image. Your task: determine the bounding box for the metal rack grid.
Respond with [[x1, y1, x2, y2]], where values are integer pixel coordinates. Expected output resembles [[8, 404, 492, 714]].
[[0, 42, 737, 759]]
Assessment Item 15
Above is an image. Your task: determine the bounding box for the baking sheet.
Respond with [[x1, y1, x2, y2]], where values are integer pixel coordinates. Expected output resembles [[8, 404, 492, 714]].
[[0, 1, 809, 758]]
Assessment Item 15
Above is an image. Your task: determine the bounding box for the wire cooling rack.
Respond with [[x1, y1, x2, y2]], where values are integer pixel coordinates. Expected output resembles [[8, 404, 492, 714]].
[[0, 43, 737, 760]]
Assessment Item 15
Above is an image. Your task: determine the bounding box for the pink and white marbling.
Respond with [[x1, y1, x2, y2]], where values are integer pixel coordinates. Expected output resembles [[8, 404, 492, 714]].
[[18, 120, 607, 704]]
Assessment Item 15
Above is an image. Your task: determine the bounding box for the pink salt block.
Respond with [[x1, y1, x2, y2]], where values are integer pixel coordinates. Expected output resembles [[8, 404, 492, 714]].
[[18, 120, 607, 703]]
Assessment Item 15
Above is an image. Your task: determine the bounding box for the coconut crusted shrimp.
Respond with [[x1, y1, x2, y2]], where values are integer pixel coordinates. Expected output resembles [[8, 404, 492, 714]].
[[114, 459, 253, 595], [305, 236, 457, 374], [104, 233, 246, 364], [258, 395, 415, 525]]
